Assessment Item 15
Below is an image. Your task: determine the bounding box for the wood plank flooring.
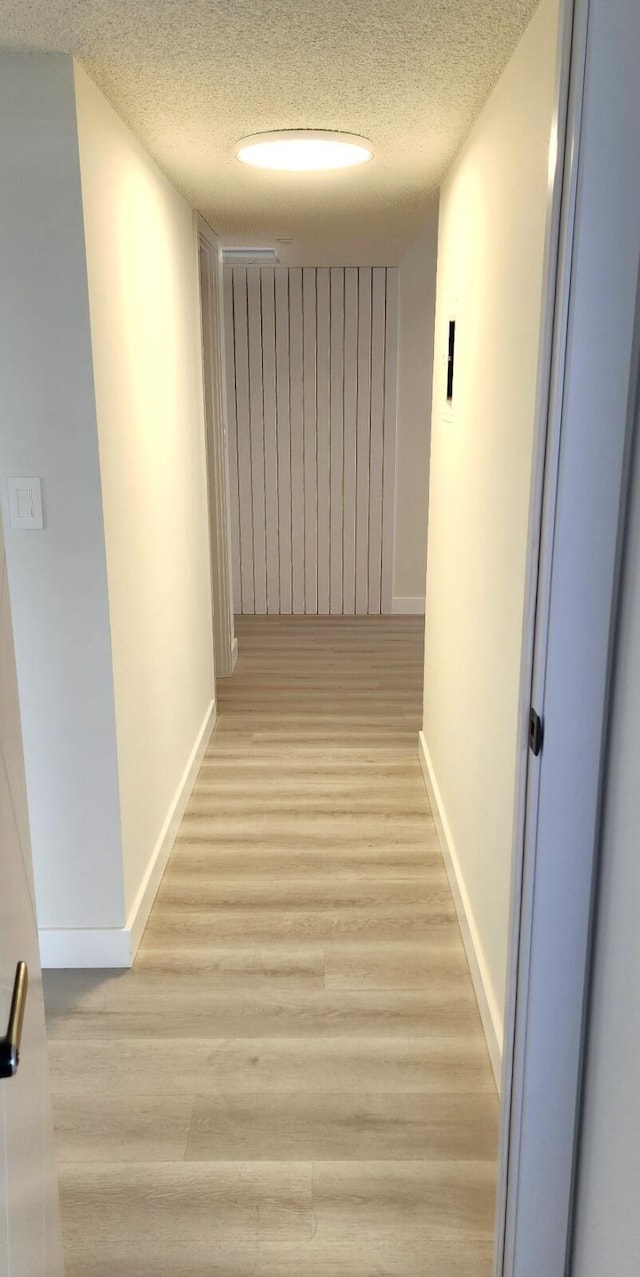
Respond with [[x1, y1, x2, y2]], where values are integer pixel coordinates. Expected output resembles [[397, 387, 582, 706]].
[[44, 616, 498, 1276]]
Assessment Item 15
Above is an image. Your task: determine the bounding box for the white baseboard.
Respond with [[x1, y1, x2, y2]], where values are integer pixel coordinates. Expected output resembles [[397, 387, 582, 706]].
[[38, 926, 133, 969], [418, 730, 503, 1092], [39, 699, 217, 970], [126, 698, 217, 955], [217, 635, 238, 678], [392, 596, 426, 615]]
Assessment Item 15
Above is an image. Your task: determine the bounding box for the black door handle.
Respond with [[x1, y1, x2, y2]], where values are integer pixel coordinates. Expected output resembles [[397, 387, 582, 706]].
[[0, 962, 28, 1079]]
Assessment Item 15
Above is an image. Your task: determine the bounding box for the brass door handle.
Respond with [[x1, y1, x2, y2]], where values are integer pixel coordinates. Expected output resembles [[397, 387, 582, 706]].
[[0, 962, 28, 1079]]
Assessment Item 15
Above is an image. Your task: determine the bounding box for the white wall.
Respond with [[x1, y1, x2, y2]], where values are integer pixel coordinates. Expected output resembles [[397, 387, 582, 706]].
[[419, 0, 560, 1064], [74, 65, 216, 919], [394, 200, 439, 612], [0, 54, 125, 931]]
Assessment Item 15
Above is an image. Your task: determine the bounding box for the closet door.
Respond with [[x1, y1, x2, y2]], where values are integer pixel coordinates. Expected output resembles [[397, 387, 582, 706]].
[[224, 265, 398, 615]]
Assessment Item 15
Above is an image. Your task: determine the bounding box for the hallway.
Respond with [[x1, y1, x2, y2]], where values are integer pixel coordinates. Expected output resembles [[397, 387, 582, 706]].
[[43, 616, 498, 1276]]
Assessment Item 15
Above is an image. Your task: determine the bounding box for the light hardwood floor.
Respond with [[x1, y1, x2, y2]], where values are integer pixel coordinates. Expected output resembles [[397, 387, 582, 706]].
[[44, 616, 498, 1276]]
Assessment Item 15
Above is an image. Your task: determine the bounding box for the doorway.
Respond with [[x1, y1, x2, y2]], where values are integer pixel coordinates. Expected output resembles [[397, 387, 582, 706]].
[[3, 0, 633, 1266]]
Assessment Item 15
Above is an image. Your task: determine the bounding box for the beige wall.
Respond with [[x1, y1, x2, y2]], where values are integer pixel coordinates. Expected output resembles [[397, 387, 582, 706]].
[[74, 66, 215, 917], [0, 55, 125, 932], [394, 201, 439, 609], [421, 0, 560, 1055]]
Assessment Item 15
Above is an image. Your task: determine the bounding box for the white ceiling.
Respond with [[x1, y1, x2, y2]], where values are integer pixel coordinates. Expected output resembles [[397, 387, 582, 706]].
[[0, 0, 539, 264]]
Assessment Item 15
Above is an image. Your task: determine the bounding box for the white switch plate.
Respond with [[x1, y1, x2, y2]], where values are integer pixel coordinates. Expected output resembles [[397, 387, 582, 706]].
[[7, 477, 44, 530]]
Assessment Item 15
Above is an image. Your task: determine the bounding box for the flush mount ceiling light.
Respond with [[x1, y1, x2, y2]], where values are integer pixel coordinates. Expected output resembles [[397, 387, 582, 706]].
[[235, 130, 373, 173]]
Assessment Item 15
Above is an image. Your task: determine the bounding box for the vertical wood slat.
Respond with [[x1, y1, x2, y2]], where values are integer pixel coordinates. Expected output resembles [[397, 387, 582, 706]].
[[342, 268, 359, 615], [231, 269, 255, 614], [260, 268, 280, 614], [302, 268, 318, 614], [224, 265, 398, 617], [381, 268, 399, 612], [329, 269, 345, 615], [289, 268, 305, 615], [316, 268, 331, 615], [201, 239, 236, 673], [246, 268, 267, 614], [275, 270, 292, 614], [368, 267, 387, 615], [355, 268, 372, 614], [223, 268, 242, 613]]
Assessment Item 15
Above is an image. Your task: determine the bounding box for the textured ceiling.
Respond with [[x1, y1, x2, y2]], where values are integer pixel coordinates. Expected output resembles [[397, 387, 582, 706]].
[[0, 0, 539, 264]]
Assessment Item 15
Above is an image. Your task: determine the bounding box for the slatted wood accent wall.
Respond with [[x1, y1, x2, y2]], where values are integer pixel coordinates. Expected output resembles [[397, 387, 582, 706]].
[[223, 266, 399, 615]]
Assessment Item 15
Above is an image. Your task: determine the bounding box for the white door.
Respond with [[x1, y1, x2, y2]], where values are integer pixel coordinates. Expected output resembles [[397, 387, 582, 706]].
[[0, 512, 64, 1276]]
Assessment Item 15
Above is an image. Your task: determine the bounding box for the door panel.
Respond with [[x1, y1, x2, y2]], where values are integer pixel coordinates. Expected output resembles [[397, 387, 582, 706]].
[[0, 520, 64, 1277], [223, 265, 399, 615]]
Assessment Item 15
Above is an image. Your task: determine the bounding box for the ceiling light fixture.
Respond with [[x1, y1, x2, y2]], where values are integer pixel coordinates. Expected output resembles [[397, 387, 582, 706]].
[[235, 130, 373, 173]]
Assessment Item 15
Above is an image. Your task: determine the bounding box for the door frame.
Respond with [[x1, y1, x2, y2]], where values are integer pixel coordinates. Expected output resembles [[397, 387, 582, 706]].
[[195, 213, 237, 678], [495, 0, 640, 1270]]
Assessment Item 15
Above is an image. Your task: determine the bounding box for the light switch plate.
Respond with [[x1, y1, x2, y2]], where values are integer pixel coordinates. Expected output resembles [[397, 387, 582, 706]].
[[7, 477, 44, 530]]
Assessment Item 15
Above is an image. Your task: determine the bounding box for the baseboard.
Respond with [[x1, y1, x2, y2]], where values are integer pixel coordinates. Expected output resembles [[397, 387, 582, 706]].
[[392, 596, 426, 615], [217, 635, 238, 678], [418, 730, 503, 1092], [39, 699, 217, 970], [38, 926, 133, 969], [126, 698, 217, 955]]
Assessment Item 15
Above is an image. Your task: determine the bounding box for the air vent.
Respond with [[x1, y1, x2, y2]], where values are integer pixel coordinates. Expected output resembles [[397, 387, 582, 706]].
[[222, 247, 280, 265]]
